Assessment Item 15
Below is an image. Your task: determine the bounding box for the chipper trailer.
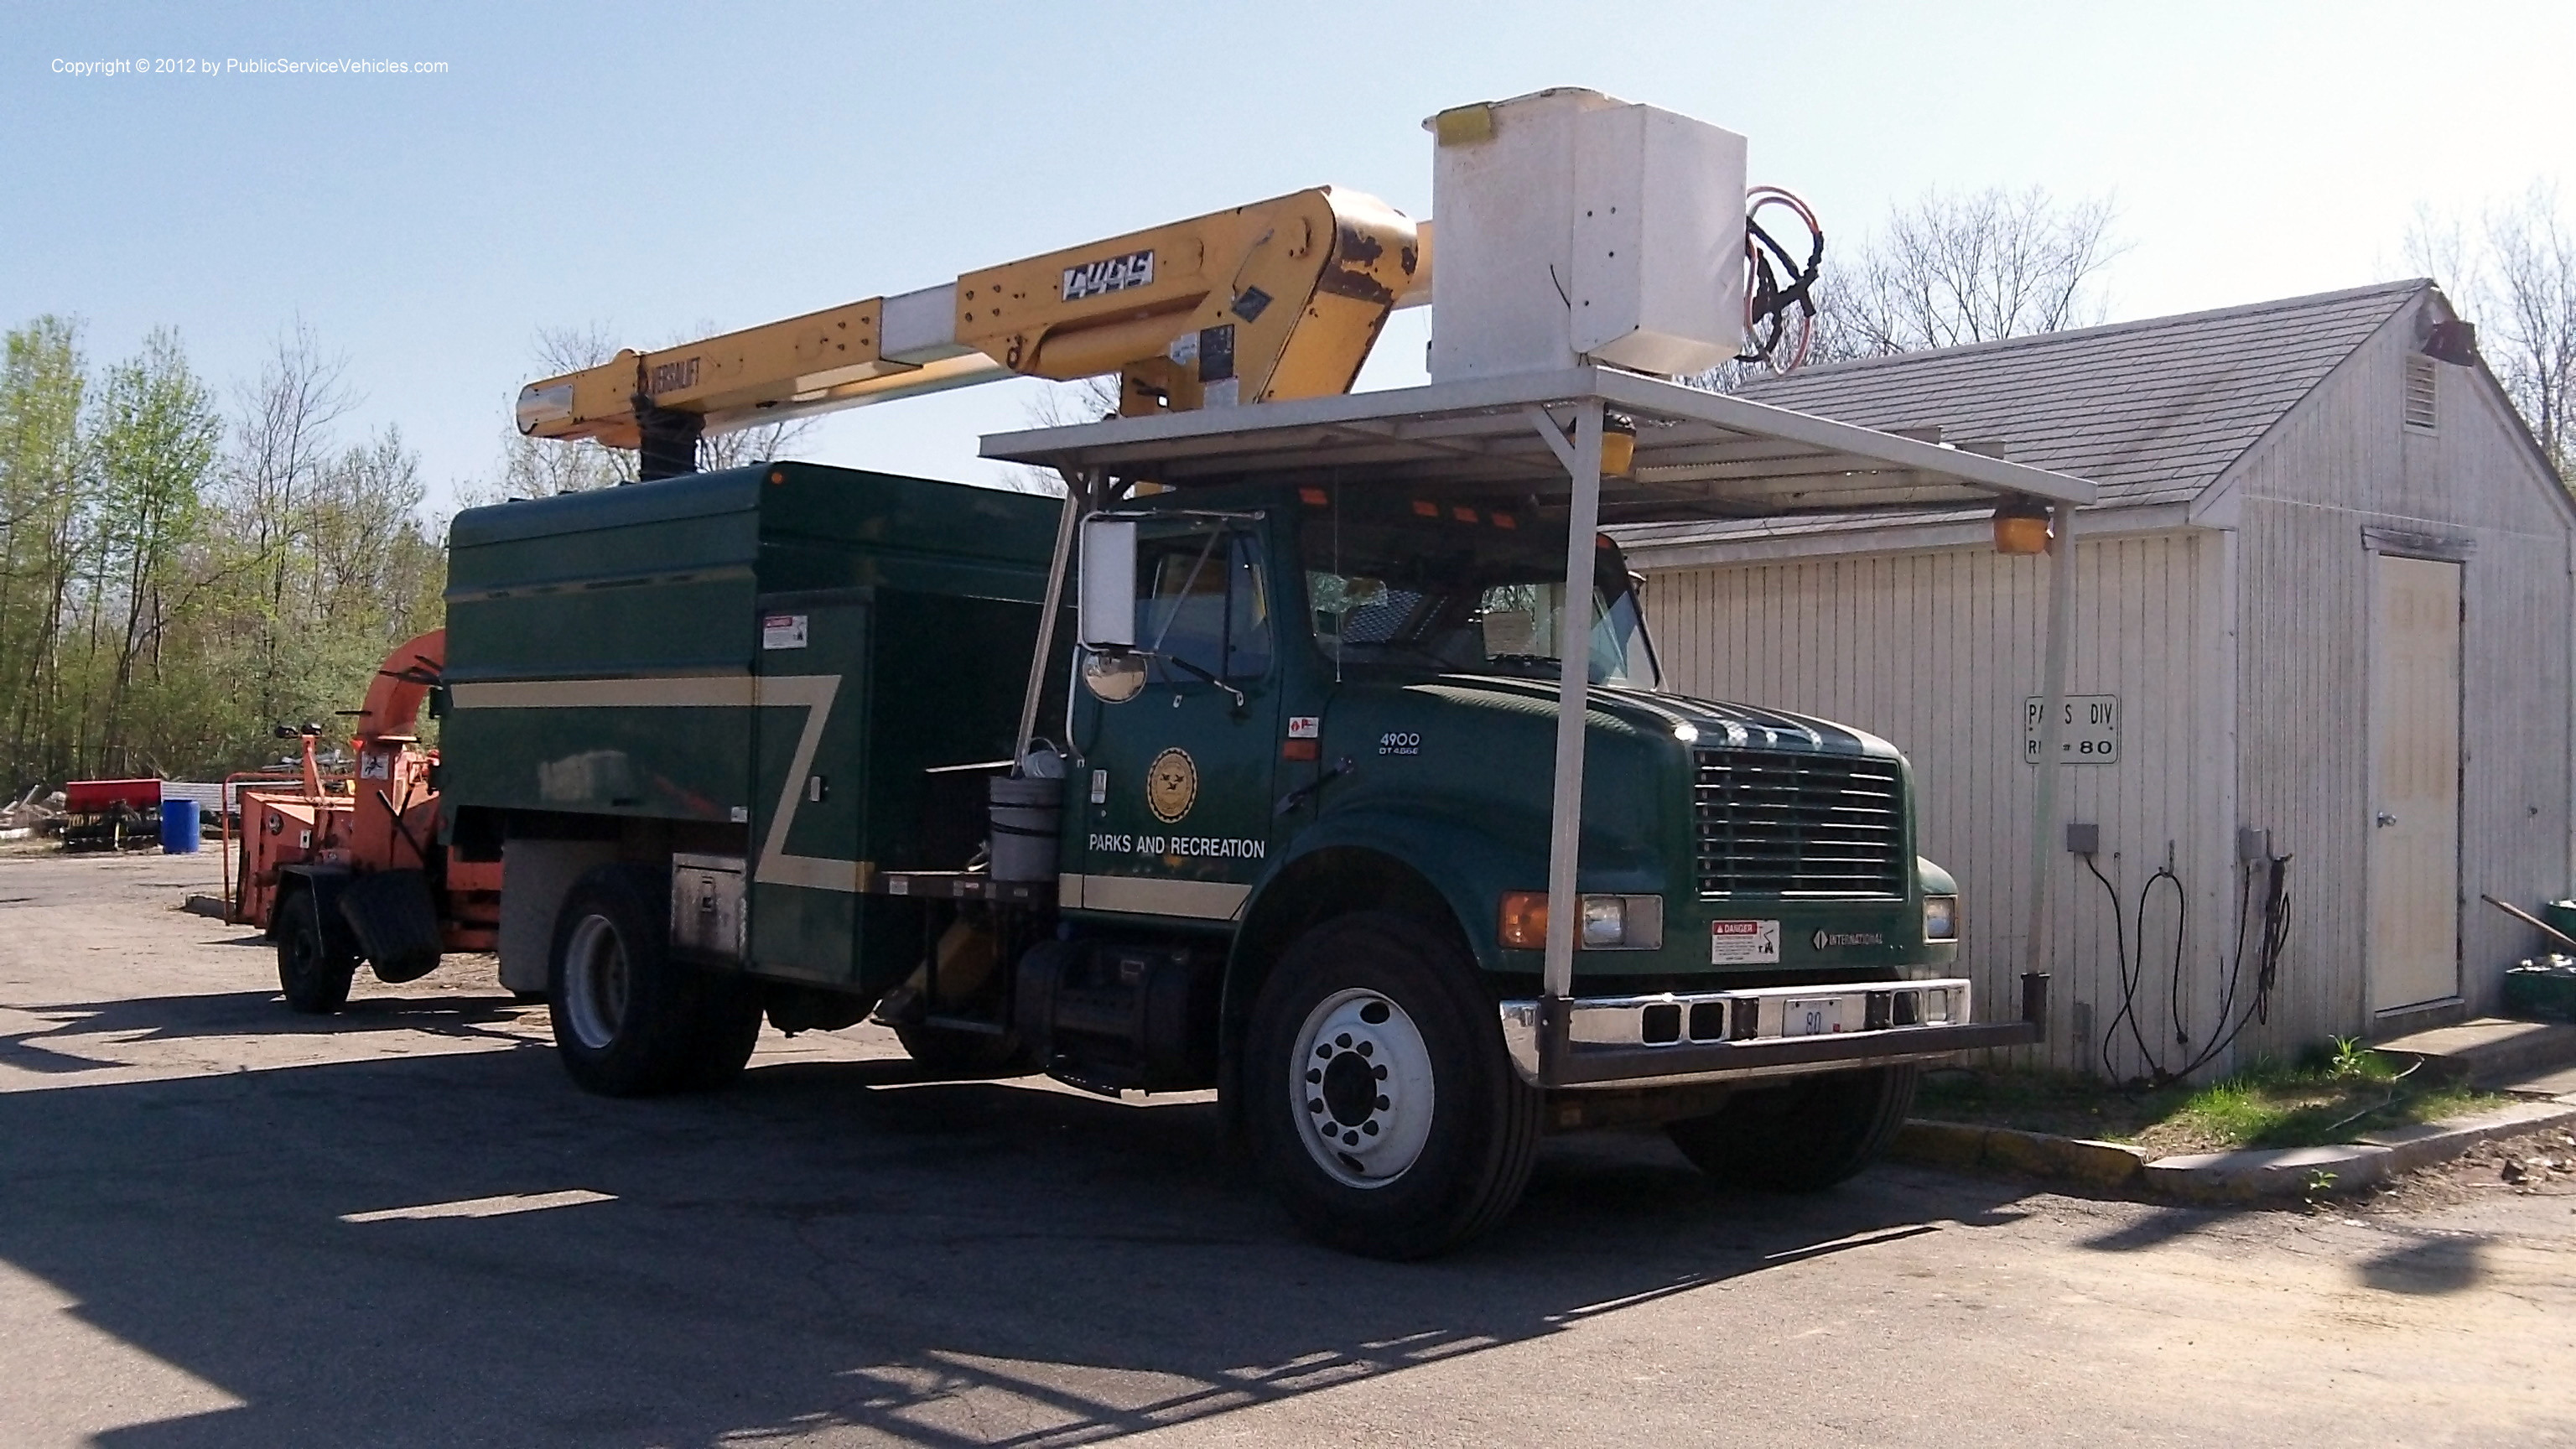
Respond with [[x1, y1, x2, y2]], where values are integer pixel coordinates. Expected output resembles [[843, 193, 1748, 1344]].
[[233, 629, 503, 1013], [421, 89, 2097, 1257]]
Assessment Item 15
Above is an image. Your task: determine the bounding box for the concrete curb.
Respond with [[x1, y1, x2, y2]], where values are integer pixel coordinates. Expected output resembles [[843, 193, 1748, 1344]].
[[1898, 1098, 2576, 1204], [1889, 1119, 2149, 1191]]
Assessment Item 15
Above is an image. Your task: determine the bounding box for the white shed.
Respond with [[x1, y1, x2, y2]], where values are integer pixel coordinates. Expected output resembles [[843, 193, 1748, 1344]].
[[1622, 281, 2576, 1080]]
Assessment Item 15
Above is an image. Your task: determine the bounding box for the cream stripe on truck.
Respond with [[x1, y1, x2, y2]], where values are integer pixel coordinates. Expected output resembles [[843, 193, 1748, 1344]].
[[1058, 873, 1250, 921], [448, 674, 859, 892]]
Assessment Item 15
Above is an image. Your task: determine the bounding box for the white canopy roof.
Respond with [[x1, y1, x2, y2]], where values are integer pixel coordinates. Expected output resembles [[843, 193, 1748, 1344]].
[[981, 365, 2095, 521]]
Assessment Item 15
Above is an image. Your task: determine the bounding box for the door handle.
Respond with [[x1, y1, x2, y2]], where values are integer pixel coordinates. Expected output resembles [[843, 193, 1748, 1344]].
[[2376, 812, 2397, 828]]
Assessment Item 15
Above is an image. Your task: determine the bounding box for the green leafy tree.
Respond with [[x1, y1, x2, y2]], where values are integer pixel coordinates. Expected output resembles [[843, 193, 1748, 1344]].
[[85, 329, 220, 775]]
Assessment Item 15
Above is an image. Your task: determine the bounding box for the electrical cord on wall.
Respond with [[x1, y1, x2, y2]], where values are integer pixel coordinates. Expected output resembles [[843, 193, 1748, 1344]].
[[2083, 842, 2294, 1086]]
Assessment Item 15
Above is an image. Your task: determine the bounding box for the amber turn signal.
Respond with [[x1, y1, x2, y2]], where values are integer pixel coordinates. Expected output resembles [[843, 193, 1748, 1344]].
[[1498, 891, 1550, 948]]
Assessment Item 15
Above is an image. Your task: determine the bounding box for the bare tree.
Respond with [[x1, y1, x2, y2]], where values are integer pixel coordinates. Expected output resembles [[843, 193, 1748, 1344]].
[[2411, 184, 2576, 481], [1002, 377, 1119, 497], [1834, 187, 2124, 355], [219, 324, 353, 730]]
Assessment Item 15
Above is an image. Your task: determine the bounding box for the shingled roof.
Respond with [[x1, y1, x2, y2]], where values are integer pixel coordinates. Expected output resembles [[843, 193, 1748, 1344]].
[[1618, 278, 2428, 548]]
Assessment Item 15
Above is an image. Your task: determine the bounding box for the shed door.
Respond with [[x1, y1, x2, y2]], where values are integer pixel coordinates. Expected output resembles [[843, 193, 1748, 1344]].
[[2366, 553, 2463, 1014]]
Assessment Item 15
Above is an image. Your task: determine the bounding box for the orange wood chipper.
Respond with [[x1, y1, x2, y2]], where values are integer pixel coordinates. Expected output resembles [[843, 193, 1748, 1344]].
[[230, 629, 502, 1013]]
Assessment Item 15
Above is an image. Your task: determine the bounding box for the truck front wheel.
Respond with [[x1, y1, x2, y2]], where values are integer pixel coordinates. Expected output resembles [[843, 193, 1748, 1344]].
[[276, 888, 357, 1015], [549, 865, 763, 1096], [1244, 911, 1540, 1260], [1664, 1065, 1919, 1192]]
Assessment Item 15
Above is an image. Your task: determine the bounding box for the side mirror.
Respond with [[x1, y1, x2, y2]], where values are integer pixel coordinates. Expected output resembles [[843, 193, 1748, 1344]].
[[1078, 516, 1137, 650]]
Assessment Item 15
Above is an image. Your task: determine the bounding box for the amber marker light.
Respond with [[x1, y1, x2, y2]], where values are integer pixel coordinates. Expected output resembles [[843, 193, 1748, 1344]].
[[1992, 496, 2051, 554], [1601, 412, 1638, 477]]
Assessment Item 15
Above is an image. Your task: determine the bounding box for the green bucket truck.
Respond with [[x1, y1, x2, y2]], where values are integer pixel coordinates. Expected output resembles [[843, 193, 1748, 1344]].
[[460, 116, 2092, 1254], [441, 373, 2073, 1259]]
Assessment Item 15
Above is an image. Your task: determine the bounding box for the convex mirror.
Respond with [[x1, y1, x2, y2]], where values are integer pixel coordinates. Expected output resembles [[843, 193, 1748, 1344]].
[[1081, 649, 1146, 703]]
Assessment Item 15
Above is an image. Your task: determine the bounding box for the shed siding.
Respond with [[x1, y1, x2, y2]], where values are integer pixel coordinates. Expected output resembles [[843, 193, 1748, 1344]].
[[1632, 284, 2576, 1078], [2229, 313, 2574, 1042], [1648, 532, 2231, 1079]]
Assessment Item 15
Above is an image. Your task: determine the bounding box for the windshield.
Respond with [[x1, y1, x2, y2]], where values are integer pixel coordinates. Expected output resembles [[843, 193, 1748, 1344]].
[[1300, 502, 1659, 688]]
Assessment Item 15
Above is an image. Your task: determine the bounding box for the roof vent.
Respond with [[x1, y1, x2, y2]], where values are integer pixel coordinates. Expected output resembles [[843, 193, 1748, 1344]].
[[2403, 356, 2438, 434], [2423, 319, 2479, 366]]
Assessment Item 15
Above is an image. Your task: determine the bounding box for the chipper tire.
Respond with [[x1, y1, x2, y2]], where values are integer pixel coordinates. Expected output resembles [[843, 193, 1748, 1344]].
[[1664, 1064, 1919, 1192], [1244, 911, 1540, 1260], [276, 888, 358, 1015], [548, 865, 763, 1097]]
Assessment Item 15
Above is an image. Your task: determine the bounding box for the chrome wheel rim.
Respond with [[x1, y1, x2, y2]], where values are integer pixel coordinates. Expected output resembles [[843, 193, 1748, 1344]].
[[1291, 988, 1436, 1189], [561, 914, 630, 1052]]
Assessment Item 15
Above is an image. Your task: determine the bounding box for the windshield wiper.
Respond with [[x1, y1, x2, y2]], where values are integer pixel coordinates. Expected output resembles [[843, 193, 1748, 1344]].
[[1161, 653, 1247, 709]]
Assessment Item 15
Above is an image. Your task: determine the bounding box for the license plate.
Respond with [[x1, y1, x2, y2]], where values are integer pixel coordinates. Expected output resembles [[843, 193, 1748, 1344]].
[[1781, 996, 1849, 1037]]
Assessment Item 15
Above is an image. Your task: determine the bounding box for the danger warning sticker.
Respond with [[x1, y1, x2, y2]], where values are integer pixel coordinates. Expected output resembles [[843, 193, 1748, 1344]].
[[1710, 919, 1782, 965]]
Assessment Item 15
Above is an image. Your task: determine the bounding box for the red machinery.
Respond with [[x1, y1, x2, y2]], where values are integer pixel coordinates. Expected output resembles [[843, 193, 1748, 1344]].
[[230, 629, 501, 1013], [60, 778, 162, 851]]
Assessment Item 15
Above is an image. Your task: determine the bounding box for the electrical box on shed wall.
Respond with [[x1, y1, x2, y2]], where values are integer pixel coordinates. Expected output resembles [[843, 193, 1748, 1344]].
[[1426, 88, 1746, 382]]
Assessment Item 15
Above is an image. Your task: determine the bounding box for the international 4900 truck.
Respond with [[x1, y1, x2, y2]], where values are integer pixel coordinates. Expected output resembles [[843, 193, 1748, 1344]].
[[388, 89, 2082, 1257]]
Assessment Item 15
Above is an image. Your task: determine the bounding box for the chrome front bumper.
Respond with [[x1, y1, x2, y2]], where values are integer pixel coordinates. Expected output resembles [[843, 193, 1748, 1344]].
[[1499, 975, 2048, 1089]]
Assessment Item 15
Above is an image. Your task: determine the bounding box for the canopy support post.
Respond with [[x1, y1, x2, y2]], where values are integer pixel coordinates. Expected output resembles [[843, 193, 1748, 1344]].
[[1532, 401, 1605, 1084], [1014, 467, 1092, 771], [2019, 502, 2079, 1051]]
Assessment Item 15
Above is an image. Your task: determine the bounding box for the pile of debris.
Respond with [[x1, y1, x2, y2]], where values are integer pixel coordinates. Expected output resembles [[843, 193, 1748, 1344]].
[[0, 785, 65, 840]]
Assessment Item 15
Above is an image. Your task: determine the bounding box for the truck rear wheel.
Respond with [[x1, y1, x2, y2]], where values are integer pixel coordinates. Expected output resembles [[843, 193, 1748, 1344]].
[[276, 888, 357, 1015], [1244, 911, 1540, 1260], [549, 865, 763, 1096], [1664, 1064, 1919, 1192]]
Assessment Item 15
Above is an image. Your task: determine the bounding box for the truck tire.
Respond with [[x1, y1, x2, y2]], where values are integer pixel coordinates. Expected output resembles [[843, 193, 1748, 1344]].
[[1664, 1064, 1920, 1192], [548, 865, 762, 1096], [894, 1024, 1034, 1079], [1244, 911, 1540, 1260], [276, 888, 357, 1015]]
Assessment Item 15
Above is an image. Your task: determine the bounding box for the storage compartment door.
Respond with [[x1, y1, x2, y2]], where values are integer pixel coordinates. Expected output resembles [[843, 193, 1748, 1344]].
[[747, 598, 875, 986]]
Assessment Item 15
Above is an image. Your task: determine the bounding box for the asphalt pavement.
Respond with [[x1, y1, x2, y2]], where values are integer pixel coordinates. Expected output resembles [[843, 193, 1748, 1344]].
[[4, 849, 2573, 1446]]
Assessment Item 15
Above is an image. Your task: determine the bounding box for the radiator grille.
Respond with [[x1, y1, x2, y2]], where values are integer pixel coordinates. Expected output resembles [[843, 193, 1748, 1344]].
[[1694, 749, 1907, 897]]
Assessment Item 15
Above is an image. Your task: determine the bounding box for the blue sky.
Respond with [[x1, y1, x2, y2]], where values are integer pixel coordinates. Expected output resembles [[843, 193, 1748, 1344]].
[[5, 2, 2570, 512]]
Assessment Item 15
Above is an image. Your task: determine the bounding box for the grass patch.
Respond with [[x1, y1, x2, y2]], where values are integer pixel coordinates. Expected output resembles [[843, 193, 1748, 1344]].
[[1916, 1041, 2498, 1158]]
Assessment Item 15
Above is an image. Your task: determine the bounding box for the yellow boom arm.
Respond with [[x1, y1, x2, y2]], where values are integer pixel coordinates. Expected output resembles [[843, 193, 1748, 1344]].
[[514, 186, 1426, 469]]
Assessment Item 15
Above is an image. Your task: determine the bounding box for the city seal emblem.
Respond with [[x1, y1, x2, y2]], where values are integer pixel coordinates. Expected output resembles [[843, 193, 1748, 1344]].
[[1145, 747, 1198, 823]]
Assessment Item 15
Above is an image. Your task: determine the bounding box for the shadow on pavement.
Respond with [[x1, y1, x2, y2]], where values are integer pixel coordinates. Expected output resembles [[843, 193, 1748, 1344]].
[[1, 988, 537, 1076], [1, 984, 2049, 1447], [2355, 1234, 2488, 1296]]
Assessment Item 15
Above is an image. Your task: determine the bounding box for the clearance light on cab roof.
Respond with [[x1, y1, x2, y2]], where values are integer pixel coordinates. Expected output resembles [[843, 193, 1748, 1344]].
[[1299, 486, 1330, 506], [1411, 499, 1439, 517]]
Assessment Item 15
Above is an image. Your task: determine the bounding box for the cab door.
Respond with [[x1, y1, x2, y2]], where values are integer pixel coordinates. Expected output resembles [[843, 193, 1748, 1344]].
[[1071, 523, 1280, 922]]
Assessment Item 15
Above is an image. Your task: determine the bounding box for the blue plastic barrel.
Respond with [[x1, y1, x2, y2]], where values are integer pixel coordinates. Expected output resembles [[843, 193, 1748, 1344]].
[[159, 797, 200, 854]]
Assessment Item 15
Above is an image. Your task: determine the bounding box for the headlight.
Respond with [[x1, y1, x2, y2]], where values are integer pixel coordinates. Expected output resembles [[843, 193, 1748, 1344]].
[[1498, 892, 1665, 950], [1923, 894, 1959, 942]]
